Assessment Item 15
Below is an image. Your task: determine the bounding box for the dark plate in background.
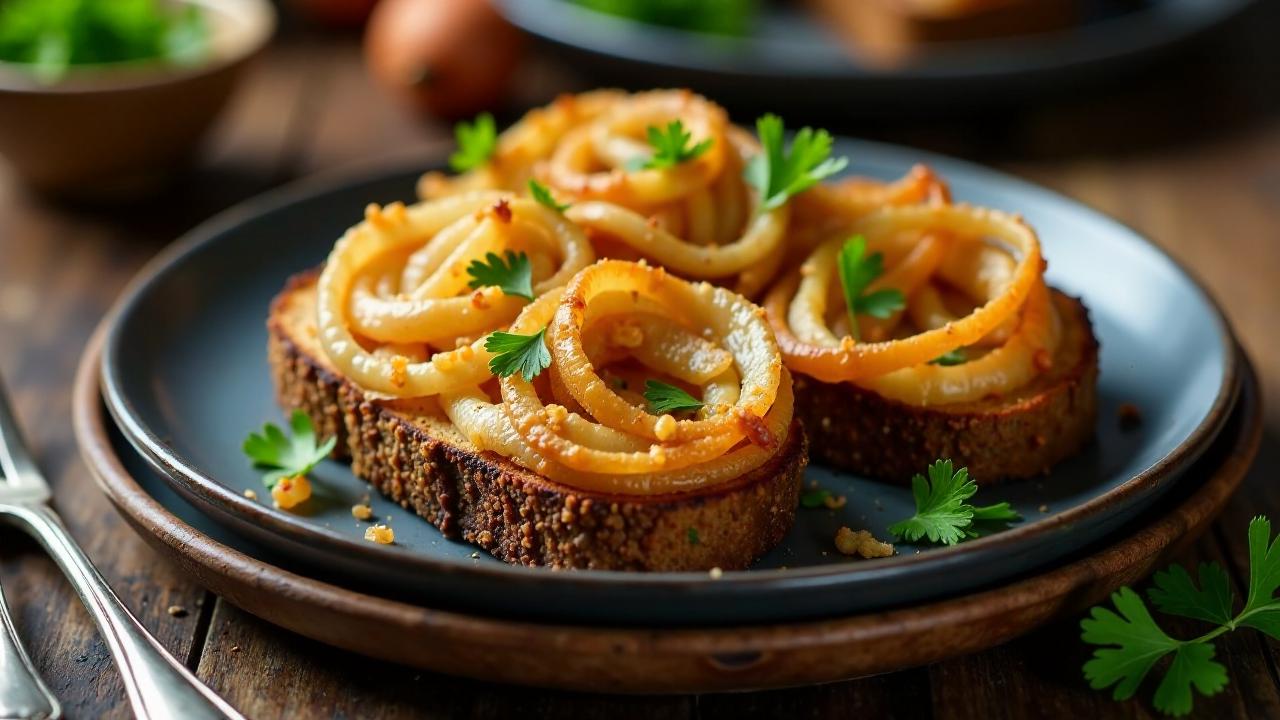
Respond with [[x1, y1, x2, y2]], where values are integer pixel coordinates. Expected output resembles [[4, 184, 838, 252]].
[[99, 140, 1238, 625], [496, 0, 1254, 109]]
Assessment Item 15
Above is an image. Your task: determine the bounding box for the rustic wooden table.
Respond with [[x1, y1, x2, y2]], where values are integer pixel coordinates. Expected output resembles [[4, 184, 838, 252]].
[[1, 7, 1277, 718]]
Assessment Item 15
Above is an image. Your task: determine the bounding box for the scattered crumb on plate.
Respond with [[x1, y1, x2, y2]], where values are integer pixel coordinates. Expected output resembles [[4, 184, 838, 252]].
[[835, 526, 895, 559], [243, 489, 257, 500], [364, 524, 395, 544], [271, 475, 311, 509], [1118, 402, 1143, 430], [708, 567, 723, 579], [351, 503, 373, 521]]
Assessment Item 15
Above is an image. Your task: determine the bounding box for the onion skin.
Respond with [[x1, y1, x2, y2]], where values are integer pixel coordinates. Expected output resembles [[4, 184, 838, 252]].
[[364, 0, 525, 121]]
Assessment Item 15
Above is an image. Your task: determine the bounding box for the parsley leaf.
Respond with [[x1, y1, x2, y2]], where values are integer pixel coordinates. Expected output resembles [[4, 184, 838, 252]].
[[837, 236, 906, 340], [528, 179, 570, 212], [800, 488, 832, 509], [466, 250, 534, 301], [1080, 516, 1280, 715], [888, 459, 977, 546], [643, 380, 705, 415], [930, 349, 967, 366], [449, 113, 496, 172], [242, 410, 336, 489], [1082, 587, 1228, 716], [743, 113, 848, 212], [628, 120, 713, 171], [485, 328, 551, 381], [888, 459, 1021, 546], [1148, 563, 1236, 627], [687, 527, 700, 545]]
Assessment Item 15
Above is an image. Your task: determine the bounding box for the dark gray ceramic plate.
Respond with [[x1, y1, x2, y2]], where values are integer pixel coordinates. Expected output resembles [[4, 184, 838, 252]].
[[496, 0, 1254, 107], [100, 140, 1239, 625]]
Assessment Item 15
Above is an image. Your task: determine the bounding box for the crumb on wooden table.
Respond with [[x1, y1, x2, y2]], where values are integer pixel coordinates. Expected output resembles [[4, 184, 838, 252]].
[[835, 526, 895, 559], [364, 524, 395, 544], [166, 605, 188, 618]]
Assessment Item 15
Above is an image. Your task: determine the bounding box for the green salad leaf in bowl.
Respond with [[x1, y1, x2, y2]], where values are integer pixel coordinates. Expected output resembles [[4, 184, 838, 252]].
[[0, 0, 210, 83]]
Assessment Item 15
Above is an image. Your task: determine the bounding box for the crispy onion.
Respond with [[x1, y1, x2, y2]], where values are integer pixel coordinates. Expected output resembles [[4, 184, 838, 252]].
[[316, 192, 593, 397], [439, 260, 793, 495], [764, 203, 1061, 405], [417, 90, 793, 296]]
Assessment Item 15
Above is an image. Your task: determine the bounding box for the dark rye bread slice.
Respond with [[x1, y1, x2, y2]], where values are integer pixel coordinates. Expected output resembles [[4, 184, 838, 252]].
[[794, 290, 1098, 485], [267, 272, 807, 571]]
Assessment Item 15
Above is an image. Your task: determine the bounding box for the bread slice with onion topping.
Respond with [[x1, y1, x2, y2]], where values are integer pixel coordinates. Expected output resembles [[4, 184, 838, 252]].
[[267, 271, 807, 571], [793, 290, 1097, 485]]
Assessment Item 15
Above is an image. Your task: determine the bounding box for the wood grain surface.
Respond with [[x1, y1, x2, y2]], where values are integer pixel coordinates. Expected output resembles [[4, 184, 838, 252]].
[[1, 3, 1278, 718]]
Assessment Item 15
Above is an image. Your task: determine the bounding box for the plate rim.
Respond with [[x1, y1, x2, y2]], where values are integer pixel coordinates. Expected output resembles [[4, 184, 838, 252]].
[[75, 330, 1265, 690], [98, 141, 1242, 592], [496, 0, 1255, 82]]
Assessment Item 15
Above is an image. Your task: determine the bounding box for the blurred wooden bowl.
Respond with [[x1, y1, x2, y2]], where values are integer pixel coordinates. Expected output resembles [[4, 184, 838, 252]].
[[0, 0, 276, 201]]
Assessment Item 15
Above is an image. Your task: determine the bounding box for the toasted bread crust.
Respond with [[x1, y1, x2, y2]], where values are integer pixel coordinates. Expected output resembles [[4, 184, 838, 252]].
[[794, 291, 1098, 484], [267, 273, 806, 571]]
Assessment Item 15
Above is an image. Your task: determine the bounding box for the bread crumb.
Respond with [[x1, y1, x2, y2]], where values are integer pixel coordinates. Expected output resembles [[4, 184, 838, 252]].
[[823, 494, 847, 510], [230, 645, 241, 654], [364, 525, 395, 544], [166, 605, 188, 618], [1038, 504, 1050, 513], [835, 527, 894, 559], [351, 504, 373, 521], [1118, 402, 1143, 430], [271, 476, 311, 510], [243, 489, 257, 500], [708, 567, 723, 579]]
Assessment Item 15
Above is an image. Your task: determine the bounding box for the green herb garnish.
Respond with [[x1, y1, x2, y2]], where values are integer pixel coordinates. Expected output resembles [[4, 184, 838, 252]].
[[800, 488, 832, 509], [837, 235, 906, 340], [743, 113, 848, 212], [528, 179, 570, 213], [643, 380, 704, 415], [0, 0, 210, 83], [242, 411, 336, 489], [449, 113, 497, 172], [687, 527, 700, 545], [626, 119, 713, 171], [930, 349, 967, 366], [485, 328, 552, 381], [887, 459, 1020, 546], [466, 250, 534, 301], [569, 0, 755, 36], [1081, 516, 1280, 715]]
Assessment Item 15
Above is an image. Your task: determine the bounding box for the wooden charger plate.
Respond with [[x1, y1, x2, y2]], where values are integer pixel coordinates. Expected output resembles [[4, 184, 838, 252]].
[[73, 331, 1262, 693]]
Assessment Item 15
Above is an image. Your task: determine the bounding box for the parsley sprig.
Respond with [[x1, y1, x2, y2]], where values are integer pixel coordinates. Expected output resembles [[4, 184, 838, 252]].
[[528, 179, 570, 212], [888, 459, 1020, 546], [837, 236, 906, 340], [242, 411, 336, 489], [930, 349, 967, 366], [800, 488, 833, 509], [643, 380, 704, 415], [627, 120, 713, 171], [486, 328, 551, 381], [744, 113, 848, 211], [449, 113, 497, 172], [1082, 516, 1280, 716], [466, 250, 534, 301]]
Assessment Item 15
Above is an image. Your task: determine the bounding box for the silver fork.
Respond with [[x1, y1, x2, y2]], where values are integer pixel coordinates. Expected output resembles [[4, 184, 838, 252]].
[[0, 380, 245, 720]]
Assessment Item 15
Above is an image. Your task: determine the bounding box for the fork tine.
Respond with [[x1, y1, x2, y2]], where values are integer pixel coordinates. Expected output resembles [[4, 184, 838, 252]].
[[0, 378, 43, 488]]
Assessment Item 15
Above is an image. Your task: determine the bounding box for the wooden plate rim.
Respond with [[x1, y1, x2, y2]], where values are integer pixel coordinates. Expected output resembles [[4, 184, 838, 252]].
[[72, 327, 1264, 692]]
